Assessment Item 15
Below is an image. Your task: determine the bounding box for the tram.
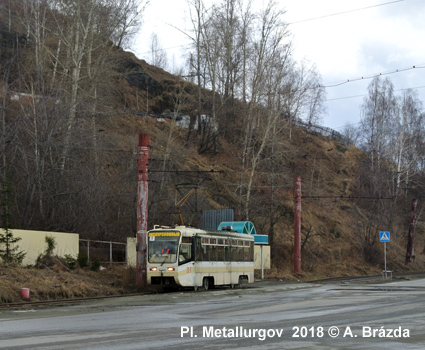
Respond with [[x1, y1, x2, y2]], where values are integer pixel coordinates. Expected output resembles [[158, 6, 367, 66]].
[[147, 225, 254, 290]]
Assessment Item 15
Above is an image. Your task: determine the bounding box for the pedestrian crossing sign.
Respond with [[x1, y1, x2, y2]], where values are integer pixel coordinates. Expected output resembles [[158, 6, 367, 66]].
[[380, 231, 390, 242]]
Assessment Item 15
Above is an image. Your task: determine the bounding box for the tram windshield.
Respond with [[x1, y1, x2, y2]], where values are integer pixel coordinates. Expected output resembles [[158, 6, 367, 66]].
[[148, 233, 180, 263]]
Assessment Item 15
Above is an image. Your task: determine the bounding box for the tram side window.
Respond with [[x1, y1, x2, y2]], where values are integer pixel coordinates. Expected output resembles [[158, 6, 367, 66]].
[[202, 244, 209, 261], [230, 240, 243, 261], [209, 245, 217, 261], [239, 248, 245, 261], [179, 237, 192, 265], [216, 245, 224, 261], [195, 237, 203, 261], [243, 240, 254, 262], [195, 237, 212, 261], [193, 237, 253, 262], [243, 246, 250, 262], [229, 245, 238, 261], [224, 245, 231, 261]]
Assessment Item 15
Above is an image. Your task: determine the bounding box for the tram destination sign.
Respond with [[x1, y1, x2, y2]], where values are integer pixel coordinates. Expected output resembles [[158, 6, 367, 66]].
[[148, 231, 181, 237]]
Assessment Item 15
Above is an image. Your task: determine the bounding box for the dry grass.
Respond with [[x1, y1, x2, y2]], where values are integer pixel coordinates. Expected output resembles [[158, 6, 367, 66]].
[[0, 264, 140, 304]]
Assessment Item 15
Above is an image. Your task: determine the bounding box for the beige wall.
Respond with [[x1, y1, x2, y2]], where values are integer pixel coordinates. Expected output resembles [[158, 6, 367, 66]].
[[126, 237, 270, 270], [127, 237, 137, 267], [2, 229, 79, 266], [254, 245, 271, 270]]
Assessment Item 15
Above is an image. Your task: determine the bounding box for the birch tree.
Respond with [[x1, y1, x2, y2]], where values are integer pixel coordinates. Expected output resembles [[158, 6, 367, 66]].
[[3, 0, 149, 232], [360, 77, 397, 172], [149, 33, 168, 69], [391, 89, 424, 195], [240, 0, 291, 219], [187, 0, 207, 140], [36, 0, 149, 171]]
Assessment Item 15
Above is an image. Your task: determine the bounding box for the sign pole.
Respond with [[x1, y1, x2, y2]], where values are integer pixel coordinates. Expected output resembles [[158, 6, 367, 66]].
[[384, 242, 387, 280], [380, 231, 390, 281], [261, 245, 264, 280]]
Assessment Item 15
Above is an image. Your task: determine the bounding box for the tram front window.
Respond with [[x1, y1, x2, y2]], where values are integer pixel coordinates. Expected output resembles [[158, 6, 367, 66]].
[[148, 236, 179, 263]]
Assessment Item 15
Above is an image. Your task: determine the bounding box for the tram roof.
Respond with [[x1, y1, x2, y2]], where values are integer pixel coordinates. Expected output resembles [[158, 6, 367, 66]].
[[149, 225, 254, 240]]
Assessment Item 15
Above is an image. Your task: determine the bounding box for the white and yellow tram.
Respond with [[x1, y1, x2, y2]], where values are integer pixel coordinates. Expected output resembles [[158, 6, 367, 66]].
[[147, 225, 254, 290]]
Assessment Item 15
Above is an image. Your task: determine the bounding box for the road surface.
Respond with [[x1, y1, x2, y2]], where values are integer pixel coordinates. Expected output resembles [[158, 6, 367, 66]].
[[1, 277, 424, 349]]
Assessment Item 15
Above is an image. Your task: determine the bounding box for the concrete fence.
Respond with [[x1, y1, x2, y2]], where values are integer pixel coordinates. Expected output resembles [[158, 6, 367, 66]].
[[1, 229, 79, 266]]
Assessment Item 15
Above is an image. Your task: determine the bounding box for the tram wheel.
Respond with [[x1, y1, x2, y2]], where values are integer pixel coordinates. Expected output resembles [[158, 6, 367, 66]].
[[202, 277, 209, 291]]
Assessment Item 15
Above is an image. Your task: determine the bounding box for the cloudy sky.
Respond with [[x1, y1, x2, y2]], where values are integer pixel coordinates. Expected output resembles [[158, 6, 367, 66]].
[[131, 0, 425, 131]]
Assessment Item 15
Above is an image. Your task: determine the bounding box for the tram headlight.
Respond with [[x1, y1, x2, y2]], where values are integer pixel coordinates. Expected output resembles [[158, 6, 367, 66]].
[[167, 267, 175, 271], [150, 267, 158, 271]]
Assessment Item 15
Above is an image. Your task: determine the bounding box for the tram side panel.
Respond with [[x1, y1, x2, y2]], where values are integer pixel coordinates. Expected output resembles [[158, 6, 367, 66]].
[[182, 235, 254, 287]]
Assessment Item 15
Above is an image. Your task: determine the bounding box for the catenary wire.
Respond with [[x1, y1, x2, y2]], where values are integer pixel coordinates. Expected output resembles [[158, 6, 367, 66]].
[[326, 85, 425, 102], [138, 0, 406, 55], [320, 65, 425, 89], [289, 0, 405, 24]]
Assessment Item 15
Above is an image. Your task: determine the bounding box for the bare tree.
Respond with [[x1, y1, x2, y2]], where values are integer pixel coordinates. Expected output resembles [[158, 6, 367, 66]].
[[303, 64, 326, 127], [215, 0, 239, 100], [149, 32, 168, 69], [239, 0, 291, 219], [110, 0, 149, 49], [237, 0, 254, 103], [359, 78, 425, 197], [23, 0, 150, 171], [360, 77, 397, 172], [187, 0, 207, 140], [2, 0, 150, 236], [391, 89, 424, 196], [341, 122, 361, 147]]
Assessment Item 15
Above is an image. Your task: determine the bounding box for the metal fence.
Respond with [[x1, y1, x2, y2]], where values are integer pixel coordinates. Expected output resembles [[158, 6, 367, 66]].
[[293, 118, 352, 146], [79, 239, 127, 263]]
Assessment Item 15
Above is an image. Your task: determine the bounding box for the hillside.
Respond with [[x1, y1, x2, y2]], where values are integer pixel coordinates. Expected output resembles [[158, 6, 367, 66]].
[[1, 2, 425, 282], [102, 51, 425, 278]]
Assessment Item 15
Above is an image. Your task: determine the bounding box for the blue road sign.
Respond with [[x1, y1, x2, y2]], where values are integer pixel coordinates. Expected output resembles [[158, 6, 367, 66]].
[[380, 231, 390, 242]]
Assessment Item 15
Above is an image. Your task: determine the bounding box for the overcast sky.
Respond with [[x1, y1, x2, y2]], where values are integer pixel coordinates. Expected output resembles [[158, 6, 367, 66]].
[[130, 0, 425, 131]]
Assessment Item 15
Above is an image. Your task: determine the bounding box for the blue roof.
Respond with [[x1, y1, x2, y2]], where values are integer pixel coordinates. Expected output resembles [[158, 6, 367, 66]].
[[217, 221, 257, 235], [254, 235, 269, 244]]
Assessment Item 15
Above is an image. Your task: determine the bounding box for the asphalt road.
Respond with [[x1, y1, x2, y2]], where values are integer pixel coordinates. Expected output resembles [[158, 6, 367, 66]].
[[1, 277, 425, 349]]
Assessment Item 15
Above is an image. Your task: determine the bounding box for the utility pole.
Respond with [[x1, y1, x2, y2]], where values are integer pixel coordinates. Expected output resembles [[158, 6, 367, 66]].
[[405, 198, 417, 266], [136, 134, 149, 286], [294, 176, 302, 274]]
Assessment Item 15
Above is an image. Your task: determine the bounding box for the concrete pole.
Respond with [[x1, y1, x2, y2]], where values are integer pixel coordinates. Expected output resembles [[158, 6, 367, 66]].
[[136, 134, 149, 286], [294, 176, 302, 274]]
